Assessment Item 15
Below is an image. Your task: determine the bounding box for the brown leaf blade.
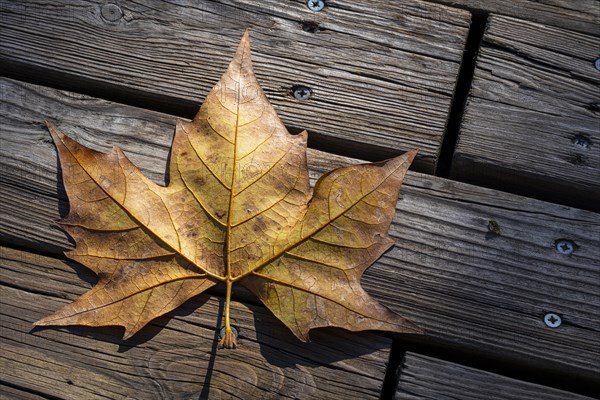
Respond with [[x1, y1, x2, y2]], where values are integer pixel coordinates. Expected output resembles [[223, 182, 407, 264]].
[[36, 31, 423, 347], [35, 123, 217, 338], [170, 31, 310, 280], [35, 257, 214, 338], [241, 152, 423, 340]]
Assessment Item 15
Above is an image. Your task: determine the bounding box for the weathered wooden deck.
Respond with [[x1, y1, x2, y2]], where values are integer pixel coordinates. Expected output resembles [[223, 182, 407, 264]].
[[1, 1, 599, 399]]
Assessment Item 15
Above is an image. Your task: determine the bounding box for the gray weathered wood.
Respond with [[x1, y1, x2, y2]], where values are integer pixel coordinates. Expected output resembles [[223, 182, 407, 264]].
[[2, 78, 599, 382], [0, 246, 391, 399], [0, 0, 472, 172], [0, 384, 48, 400], [427, 0, 599, 35], [395, 352, 594, 400], [452, 15, 600, 212]]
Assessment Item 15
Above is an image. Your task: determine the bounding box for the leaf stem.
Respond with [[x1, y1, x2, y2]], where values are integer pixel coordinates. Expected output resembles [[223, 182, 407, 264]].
[[224, 279, 232, 332], [218, 279, 237, 349]]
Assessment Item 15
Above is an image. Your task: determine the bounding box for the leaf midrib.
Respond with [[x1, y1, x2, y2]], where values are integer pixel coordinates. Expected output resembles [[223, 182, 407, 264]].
[[224, 42, 247, 281]]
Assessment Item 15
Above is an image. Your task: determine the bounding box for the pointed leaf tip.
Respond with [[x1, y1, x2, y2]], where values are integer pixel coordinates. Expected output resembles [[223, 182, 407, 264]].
[[45, 120, 63, 140], [32, 315, 52, 327], [403, 319, 425, 335], [240, 29, 251, 48], [405, 148, 418, 163]]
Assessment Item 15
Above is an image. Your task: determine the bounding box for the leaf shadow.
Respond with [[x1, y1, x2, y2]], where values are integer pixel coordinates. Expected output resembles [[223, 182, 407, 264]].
[[247, 301, 393, 369], [63, 259, 98, 286], [198, 296, 222, 400], [116, 294, 215, 353], [53, 141, 70, 219], [30, 295, 216, 354]]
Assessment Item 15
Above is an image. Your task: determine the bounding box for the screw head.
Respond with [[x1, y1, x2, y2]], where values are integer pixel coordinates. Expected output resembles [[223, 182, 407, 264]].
[[218, 326, 238, 340], [307, 0, 325, 12], [594, 58, 600, 71], [487, 220, 501, 236], [573, 135, 591, 149], [543, 312, 562, 328], [101, 3, 123, 22], [302, 21, 321, 33], [292, 85, 312, 100], [555, 239, 575, 255]]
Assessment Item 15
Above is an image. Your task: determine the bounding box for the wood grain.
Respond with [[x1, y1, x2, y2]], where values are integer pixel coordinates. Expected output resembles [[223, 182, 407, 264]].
[[426, 0, 599, 35], [2, 78, 599, 383], [452, 15, 600, 212], [395, 352, 594, 400], [0, 246, 392, 399], [0, 384, 48, 400], [0, 0, 471, 172]]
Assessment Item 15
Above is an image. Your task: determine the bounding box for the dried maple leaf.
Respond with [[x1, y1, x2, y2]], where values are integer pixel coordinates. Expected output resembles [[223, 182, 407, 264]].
[[35, 31, 423, 348]]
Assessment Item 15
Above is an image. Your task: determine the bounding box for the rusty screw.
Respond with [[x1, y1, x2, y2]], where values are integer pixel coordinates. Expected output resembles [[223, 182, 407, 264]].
[[307, 0, 325, 11], [543, 312, 562, 328]]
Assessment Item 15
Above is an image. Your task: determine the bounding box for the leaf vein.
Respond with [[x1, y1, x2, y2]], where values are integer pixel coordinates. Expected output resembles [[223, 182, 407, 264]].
[[184, 130, 232, 190], [177, 162, 228, 228]]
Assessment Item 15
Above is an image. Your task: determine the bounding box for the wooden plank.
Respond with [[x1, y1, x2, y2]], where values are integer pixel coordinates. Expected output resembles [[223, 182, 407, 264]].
[[0, 384, 48, 400], [2, 78, 599, 382], [426, 0, 599, 35], [395, 352, 594, 400], [451, 15, 600, 212], [0, 246, 392, 399], [0, 0, 471, 172]]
